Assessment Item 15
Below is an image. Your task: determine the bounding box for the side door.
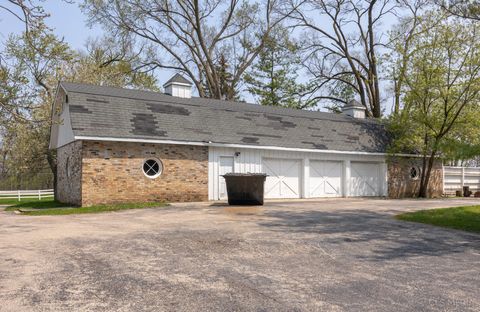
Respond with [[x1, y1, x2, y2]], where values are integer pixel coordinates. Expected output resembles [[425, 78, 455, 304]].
[[218, 156, 234, 200]]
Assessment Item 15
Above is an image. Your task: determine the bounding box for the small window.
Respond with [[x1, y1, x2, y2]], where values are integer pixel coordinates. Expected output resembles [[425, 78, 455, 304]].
[[66, 156, 72, 178], [410, 166, 420, 180], [143, 158, 163, 179]]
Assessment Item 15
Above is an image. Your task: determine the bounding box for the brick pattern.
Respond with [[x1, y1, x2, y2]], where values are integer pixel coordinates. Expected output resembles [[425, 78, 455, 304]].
[[81, 141, 208, 206], [56, 141, 82, 206], [388, 157, 443, 198]]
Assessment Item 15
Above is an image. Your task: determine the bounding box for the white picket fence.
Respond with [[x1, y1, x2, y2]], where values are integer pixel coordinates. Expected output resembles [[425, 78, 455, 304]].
[[443, 166, 480, 195], [0, 189, 54, 201]]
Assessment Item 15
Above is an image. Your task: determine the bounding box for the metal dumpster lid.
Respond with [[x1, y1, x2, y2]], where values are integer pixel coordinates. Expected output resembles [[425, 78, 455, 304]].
[[222, 173, 268, 177]]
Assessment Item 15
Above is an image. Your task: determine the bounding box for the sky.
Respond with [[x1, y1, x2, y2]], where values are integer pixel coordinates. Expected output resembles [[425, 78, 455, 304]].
[[0, 0, 254, 100], [0, 1, 178, 89], [0, 1, 94, 50], [0, 1, 397, 112]]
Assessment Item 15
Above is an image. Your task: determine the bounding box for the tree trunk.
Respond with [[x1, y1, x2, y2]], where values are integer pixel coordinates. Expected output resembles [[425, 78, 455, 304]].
[[418, 151, 436, 198]]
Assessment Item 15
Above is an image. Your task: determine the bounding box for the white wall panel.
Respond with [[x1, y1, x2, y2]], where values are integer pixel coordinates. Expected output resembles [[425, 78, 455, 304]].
[[263, 158, 302, 198], [444, 166, 480, 195], [309, 160, 343, 197], [350, 162, 382, 197], [208, 146, 387, 200]]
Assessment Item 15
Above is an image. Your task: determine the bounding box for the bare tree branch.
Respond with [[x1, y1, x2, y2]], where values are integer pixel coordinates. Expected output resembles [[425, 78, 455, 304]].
[[82, 0, 289, 100]]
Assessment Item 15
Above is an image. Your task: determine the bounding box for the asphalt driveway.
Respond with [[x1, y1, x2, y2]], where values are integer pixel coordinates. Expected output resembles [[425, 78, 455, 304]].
[[1, 198, 479, 312]]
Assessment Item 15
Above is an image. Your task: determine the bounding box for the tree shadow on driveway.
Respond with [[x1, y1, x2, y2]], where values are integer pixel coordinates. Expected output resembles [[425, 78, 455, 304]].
[[257, 208, 480, 261]]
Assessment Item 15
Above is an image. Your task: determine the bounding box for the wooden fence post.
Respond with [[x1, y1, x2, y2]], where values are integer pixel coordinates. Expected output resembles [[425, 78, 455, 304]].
[[38, 189, 41, 200], [18, 190, 20, 201]]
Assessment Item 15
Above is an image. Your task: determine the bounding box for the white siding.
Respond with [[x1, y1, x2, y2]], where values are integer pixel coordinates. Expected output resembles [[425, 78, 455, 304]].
[[263, 158, 302, 198], [164, 84, 192, 98], [443, 166, 480, 195], [309, 160, 343, 197], [50, 99, 75, 149], [57, 102, 75, 147], [208, 146, 387, 200], [350, 162, 382, 196]]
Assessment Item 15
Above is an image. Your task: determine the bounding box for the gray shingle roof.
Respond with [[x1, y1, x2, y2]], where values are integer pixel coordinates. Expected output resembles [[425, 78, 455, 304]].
[[60, 82, 389, 153]]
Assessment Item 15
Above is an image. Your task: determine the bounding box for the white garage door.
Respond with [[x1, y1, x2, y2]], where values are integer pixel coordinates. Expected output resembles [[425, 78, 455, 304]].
[[350, 162, 381, 196], [310, 160, 342, 197], [263, 158, 301, 199]]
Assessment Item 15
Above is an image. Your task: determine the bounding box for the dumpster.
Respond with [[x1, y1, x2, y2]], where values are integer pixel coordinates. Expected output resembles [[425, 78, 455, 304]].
[[222, 173, 267, 205]]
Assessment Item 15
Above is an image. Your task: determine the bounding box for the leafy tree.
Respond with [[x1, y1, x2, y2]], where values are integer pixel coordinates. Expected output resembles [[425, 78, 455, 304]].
[[0, 2, 158, 191], [244, 29, 315, 109], [0, 26, 158, 191], [0, 60, 31, 123], [435, 1, 480, 21], [68, 38, 158, 91], [0, 21, 73, 190], [388, 13, 480, 197], [387, 0, 432, 115], [324, 75, 356, 113], [0, 0, 49, 33]]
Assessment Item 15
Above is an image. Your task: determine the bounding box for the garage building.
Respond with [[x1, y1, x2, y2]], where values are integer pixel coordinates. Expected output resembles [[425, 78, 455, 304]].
[[49, 75, 443, 206]]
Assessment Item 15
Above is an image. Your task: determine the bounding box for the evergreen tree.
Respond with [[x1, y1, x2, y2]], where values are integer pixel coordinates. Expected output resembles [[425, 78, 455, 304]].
[[201, 52, 240, 101], [216, 53, 239, 100], [244, 29, 315, 109]]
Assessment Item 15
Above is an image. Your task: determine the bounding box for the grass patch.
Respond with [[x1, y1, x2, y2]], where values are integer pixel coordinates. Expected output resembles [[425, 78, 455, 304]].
[[0, 197, 53, 205], [396, 206, 480, 234], [4, 200, 168, 216]]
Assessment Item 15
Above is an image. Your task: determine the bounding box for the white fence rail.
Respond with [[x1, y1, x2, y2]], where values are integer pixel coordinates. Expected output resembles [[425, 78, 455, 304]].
[[0, 189, 54, 201], [443, 166, 480, 195]]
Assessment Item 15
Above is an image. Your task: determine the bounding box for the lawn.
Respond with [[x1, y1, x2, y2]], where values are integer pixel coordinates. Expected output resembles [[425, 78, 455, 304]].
[[0, 197, 53, 206], [3, 200, 168, 216], [396, 205, 480, 234]]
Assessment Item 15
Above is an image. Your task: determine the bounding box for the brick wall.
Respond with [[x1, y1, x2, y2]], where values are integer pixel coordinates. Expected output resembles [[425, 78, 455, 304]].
[[388, 157, 443, 198], [56, 141, 82, 205], [81, 141, 208, 206]]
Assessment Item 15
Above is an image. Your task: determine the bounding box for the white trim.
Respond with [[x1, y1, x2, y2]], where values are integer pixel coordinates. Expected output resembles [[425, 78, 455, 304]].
[[343, 160, 351, 197], [217, 156, 235, 200], [142, 158, 163, 179], [74, 135, 418, 157], [409, 166, 421, 180], [163, 82, 192, 87], [303, 158, 310, 198], [442, 161, 445, 195]]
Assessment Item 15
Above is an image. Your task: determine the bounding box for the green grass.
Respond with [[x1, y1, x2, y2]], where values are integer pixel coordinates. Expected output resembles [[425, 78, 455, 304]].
[[396, 206, 480, 234], [4, 200, 168, 216], [0, 197, 53, 205]]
